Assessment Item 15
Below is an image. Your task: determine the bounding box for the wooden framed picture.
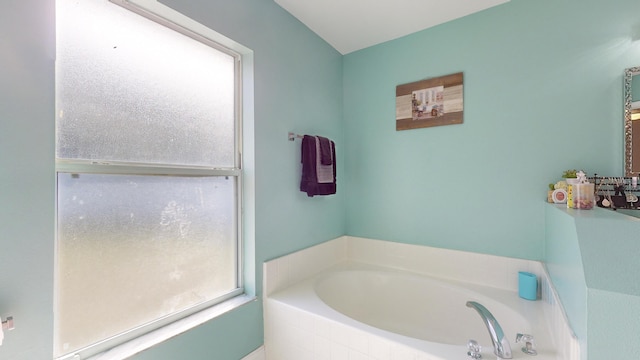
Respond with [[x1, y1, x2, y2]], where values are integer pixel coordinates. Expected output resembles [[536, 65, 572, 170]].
[[395, 72, 463, 131]]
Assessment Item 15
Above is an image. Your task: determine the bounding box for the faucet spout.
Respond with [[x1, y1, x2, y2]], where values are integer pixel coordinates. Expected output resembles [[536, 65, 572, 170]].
[[466, 301, 512, 359]]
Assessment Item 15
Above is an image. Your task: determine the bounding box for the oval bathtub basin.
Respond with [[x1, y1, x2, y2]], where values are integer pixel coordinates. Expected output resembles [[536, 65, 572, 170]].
[[315, 269, 532, 347], [267, 263, 557, 359]]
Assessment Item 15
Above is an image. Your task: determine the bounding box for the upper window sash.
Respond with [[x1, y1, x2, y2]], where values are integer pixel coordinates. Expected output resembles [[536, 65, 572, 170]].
[[109, 0, 244, 170], [56, 0, 243, 170]]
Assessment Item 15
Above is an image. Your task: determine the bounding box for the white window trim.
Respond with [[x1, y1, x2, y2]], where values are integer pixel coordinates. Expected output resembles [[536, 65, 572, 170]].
[[54, 0, 256, 358]]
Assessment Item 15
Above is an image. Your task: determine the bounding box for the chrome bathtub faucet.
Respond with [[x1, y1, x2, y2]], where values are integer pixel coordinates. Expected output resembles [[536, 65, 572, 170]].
[[466, 301, 513, 359]]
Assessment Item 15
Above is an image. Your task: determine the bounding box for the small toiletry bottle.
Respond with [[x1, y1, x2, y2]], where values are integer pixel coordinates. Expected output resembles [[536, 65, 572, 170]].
[[566, 182, 574, 209]]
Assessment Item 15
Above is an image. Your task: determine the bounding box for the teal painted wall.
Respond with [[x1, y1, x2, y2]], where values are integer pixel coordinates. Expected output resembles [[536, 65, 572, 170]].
[[544, 206, 588, 357], [343, 0, 640, 260], [574, 210, 640, 359], [588, 288, 640, 359], [0, 1, 55, 358], [1, 0, 343, 359], [545, 205, 640, 359]]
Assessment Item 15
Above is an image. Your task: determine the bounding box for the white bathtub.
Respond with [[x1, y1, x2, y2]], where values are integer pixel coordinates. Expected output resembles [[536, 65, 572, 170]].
[[266, 262, 559, 360]]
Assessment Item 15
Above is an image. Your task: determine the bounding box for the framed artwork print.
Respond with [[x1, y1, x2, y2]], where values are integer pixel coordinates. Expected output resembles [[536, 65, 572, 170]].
[[395, 72, 463, 131]]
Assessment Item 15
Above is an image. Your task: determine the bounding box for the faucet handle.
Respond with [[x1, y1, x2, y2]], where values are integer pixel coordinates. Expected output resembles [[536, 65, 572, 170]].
[[467, 339, 482, 359], [515, 333, 537, 355]]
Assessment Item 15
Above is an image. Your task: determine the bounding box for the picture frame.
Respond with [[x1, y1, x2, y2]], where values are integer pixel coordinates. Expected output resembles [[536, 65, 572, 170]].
[[395, 72, 464, 131]]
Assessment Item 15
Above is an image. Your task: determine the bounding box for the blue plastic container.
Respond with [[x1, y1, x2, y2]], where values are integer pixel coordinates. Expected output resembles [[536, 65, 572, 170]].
[[518, 271, 538, 300]]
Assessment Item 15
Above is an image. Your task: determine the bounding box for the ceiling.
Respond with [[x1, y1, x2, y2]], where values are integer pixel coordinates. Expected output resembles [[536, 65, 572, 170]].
[[274, 0, 510, 54]]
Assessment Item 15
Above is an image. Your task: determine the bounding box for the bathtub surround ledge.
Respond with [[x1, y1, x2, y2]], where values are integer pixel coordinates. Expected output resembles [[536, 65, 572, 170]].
[[263, 236, 348, 297], [263, 236, 579, 360]]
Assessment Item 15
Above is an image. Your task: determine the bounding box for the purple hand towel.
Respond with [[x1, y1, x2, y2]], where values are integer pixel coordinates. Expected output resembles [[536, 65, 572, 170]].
[[317, 136, 332, 165], [315, 137, 333, 183], [300, 135, 336, 197]]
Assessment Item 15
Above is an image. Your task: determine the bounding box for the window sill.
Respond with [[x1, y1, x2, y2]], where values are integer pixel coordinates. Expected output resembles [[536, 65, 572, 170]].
[[87, 295, 257, 360]]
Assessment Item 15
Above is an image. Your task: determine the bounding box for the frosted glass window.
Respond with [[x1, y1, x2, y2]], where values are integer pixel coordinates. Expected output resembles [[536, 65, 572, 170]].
[[56, 0, 236, 167], [56, 174, 237, 355], [54, 0, 243, 358]]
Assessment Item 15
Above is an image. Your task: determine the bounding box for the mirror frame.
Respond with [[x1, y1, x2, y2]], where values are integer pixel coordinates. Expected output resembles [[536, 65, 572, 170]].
[[624, 66, 640, 176]]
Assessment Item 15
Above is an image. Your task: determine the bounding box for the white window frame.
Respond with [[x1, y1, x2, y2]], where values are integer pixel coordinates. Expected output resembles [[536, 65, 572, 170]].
[[54, 1, 254, 358]]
